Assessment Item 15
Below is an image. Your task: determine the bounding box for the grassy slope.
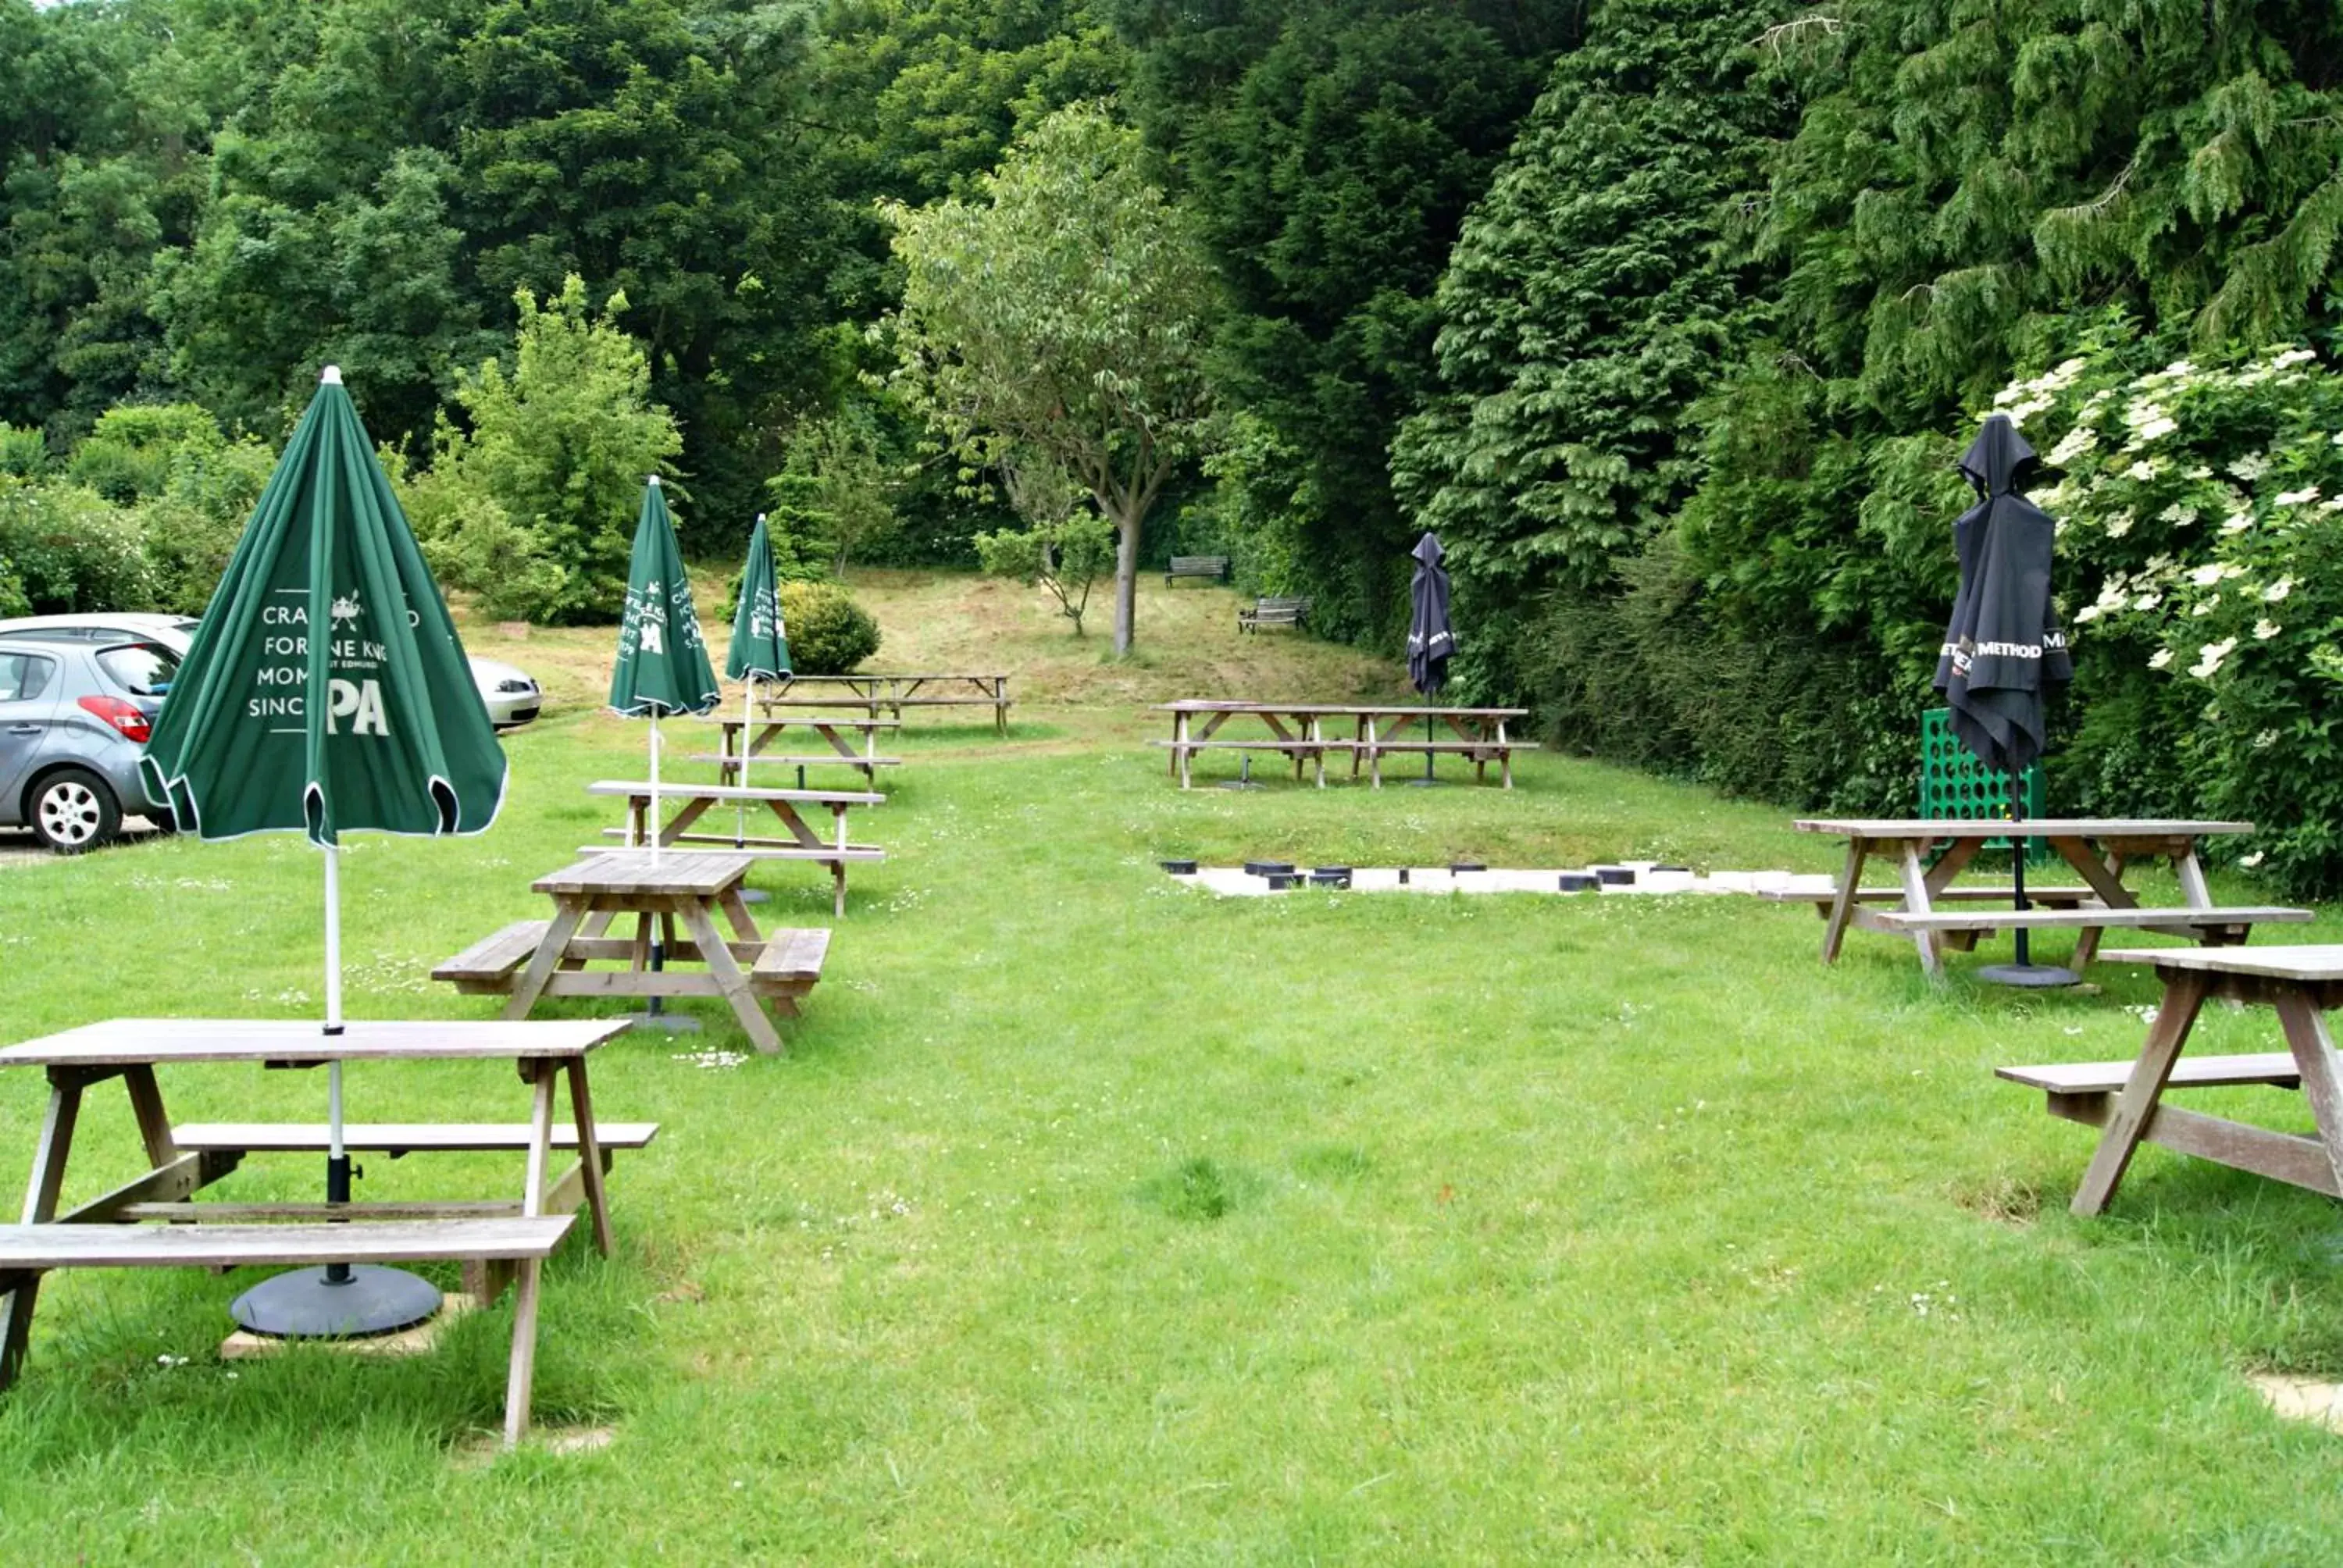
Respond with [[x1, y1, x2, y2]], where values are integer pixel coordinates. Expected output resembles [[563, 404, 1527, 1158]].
[[3, 572, 2341, 1563]]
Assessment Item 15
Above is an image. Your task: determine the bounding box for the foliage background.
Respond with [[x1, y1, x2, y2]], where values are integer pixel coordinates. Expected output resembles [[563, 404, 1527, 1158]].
[[5, 0, 2343, 884]]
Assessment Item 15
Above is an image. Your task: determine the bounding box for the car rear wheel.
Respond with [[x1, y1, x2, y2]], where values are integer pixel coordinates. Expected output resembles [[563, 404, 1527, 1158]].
[[30, 768, 120, 853]]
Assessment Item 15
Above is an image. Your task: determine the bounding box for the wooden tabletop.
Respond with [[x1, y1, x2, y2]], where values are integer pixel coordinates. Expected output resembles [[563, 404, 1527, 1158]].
[[1795, 818, 2252, 839], [588, 779, 886, 805], [1153, 700, 1529, 718], [0, 1017, 626, 1069], [776, 672, 1007, 682], [2097, 946, 2343, 982], [533, 850, 756, 896]]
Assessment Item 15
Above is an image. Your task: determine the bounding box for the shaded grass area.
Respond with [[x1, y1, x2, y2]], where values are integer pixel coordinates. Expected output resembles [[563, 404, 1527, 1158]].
[[4, 576, 2343, 1559]]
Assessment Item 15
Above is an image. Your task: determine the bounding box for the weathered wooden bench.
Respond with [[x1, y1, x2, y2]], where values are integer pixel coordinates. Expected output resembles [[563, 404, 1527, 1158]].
[[0, 1216, 574, 1441], [1758, 884, 2100, 950], [1166, 554, 1229, 586], [437, 918, 831, 1015], [1998, 1051, 2334, 1198], [1238, 597, 1310, 633], [1870, 905, 2309, 943]]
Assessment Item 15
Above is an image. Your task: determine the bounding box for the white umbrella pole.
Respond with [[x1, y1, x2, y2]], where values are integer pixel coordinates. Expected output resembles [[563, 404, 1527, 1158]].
[[324, 843, 351, 1283], [648, 712, 662, 866], [736, 680, 752, 846]]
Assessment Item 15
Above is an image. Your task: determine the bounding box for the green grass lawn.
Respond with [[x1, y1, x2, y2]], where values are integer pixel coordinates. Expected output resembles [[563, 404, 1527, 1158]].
[[5, 573, 2343, 1562]]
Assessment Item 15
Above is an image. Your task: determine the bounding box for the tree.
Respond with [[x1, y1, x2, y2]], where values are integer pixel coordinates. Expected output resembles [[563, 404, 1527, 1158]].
[[972, 451, 1113, 634], [414, 275, 683, 624], [880, 101, 1214, 654], [1390, 0, 1799, 697], [1111, 0, 1582, 643], [778, 406, 903, 576]]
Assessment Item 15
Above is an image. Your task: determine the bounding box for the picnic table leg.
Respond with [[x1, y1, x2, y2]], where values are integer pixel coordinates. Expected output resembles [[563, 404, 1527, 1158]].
[[122, 1064, 180, 1168], [564, 1060, 615, 1257], [682, 900, 784, 1055], [1368, 718, 1382, 789], [2274, 991, 2343, 1198], [1312, 718, 1326, 789], [1498, 722, 1513, 789], [2046, 837, 2142, 970], [2071, 971, 2209, 1215], [0, 1072, 83, 1392], [1821, 839, 1869, 964], [502, 1060, 558, 1449], [719, 888, 763, 943], [1893, 839, 1945, 979], [502, 901, 587, 1021]]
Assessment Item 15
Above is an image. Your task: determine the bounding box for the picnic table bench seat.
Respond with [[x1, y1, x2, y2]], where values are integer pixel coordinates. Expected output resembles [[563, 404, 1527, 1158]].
[[1758, 885, 2102, 909], [1870, 904, 2309, 935], [0, 1216, 575, 1438], [1166, 554, 1230, 585], [1238, 597, 1310, 633], [684, 751, 903, 771], [588, 832, 886, 861], [170, 1122, 662, 1156]]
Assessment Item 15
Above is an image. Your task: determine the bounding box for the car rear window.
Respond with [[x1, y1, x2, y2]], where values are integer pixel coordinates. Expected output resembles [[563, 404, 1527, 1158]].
[[0, 650, 55, 703], [98, 643, 180, 697]]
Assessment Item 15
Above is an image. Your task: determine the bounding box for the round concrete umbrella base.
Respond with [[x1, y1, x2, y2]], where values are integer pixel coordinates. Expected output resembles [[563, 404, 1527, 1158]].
[[1977, 962, 2081, 989], [624, 1011, 702, 1034], [231, 1264, 443, 1338]]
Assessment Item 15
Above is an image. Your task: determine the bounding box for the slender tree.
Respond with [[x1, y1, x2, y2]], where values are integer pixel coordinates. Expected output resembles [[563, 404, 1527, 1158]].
[[879, 102, 1214, 654]]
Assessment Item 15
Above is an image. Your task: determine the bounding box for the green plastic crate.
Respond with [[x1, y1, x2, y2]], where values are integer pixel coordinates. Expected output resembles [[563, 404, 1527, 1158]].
[[1920, 709, 2047, 861]]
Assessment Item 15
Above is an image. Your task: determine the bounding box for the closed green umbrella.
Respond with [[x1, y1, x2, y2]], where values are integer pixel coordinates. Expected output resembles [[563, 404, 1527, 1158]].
[[608, 475, 722, 846], [141, 365, 508, 1336], [608, 476, 719, 1023], [723, 513, 791, 814]]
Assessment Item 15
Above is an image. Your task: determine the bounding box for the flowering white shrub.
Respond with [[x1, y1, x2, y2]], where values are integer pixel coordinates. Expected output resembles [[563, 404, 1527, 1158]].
[[1992, 342, 2343, 892]]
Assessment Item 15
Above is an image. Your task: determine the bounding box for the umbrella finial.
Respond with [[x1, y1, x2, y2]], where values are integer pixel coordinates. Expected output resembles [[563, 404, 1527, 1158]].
[[755, 512, 766, 524], [320, 365, 343, 386], [647, 473, 661, 487]]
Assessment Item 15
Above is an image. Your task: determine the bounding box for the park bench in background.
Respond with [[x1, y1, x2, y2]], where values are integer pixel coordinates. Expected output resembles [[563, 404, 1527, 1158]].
[[1239, 597, 1310, 633], [1166, 555, 1229, 586]]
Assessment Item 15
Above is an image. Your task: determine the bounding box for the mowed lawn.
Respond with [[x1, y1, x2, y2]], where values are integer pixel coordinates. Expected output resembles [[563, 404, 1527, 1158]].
[[5, 573, 2343, 1562]]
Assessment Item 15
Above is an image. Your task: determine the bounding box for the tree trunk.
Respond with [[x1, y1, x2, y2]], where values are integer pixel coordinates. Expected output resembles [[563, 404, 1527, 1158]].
[[1110, 504, 1141, 656]]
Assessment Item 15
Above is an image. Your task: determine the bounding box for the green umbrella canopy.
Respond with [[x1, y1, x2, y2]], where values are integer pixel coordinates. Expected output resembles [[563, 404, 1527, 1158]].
[[609, 476, 721, 716], [141, 369, 507, 844], [725, 512, 792, 681]]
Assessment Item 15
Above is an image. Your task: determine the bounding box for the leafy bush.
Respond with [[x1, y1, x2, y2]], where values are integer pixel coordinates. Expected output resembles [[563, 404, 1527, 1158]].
[[0, 425, 48, 479], [418, 276, 683, 624], [975, 510, 1114, 635], [779, 580, 881, 674], [0, 479, 155, 614], [1979, 341, 2343, 895], [66, 404, 239, 504]]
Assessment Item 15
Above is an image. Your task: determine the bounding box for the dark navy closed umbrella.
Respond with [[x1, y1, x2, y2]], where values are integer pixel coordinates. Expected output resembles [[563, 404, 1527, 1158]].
[[1406, 533, 1454, 784], [1407, 532, 1453, 697], [1933, 413, 2074, 984]]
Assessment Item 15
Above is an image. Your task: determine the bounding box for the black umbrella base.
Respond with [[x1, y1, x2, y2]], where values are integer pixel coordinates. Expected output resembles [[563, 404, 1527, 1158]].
[[1977, 962, 2082, 989], [231, 1265, 442, 1338]]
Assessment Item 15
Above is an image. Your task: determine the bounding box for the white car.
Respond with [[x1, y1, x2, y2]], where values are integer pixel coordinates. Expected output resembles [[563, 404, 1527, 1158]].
[[0, 613, 542, 729]]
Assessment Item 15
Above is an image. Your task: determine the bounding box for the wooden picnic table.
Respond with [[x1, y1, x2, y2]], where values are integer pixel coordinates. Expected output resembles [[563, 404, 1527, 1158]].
[[688, 713, 901, 786], [1790, 817, 2313, 979], [588, 779, 884, 917], [446, 851, 830, 1055], [1149, 700, 1535, 789], [2000, 946, 2343, 1214], [756, 672, 1011, 735], [0, 1017, 632, 1445]]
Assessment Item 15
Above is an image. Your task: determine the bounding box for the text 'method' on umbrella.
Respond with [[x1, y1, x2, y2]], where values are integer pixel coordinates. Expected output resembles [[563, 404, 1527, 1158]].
[[1932, 413, 2074, 985], [141, 366, 508, 1335], [1405, 531, 1455, 786]]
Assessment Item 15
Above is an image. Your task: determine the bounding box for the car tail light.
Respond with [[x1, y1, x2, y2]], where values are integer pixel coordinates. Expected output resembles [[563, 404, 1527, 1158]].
[[78, 694, 152, 743]]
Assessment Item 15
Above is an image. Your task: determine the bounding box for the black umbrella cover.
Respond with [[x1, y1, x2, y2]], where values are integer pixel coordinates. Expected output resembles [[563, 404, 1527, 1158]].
[[1407, 532, 1454, 697], [1934, 415, 2071, 775]]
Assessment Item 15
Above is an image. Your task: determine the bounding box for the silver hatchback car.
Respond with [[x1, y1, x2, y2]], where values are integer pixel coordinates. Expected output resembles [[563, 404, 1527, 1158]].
[[0, 636, 180, 851]]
